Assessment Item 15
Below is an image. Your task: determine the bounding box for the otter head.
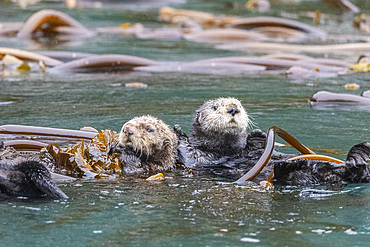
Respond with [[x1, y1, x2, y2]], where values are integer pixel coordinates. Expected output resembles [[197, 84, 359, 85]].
[[119, 115, 177, 171], [191, 97, 251, 155]]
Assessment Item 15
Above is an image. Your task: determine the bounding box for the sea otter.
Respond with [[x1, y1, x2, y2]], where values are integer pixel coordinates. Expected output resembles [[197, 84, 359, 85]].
[[175, 97, 370, 185], [189, 97, 251, 156], [109, 115, 178, 175], [0, 154, 68, 199], [175, 97, 266, 166], [174, 97, 273, 181]]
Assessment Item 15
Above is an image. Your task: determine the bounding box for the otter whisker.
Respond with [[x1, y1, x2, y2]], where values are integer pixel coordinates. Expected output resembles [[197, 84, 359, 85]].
[[145, 144, 150, 161], [138, 142, 143, 159], [145, 146, 150, 162], [246, 116, 256, 129]]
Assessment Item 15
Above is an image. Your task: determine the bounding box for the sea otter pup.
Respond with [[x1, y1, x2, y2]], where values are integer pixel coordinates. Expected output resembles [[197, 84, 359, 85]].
[[110, 115, 178, 175], [0, 157, 68, 199]]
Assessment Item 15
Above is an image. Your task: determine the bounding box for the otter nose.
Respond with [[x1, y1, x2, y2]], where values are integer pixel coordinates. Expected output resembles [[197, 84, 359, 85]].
[[227, 106, 239, 116], [124, 126, 134, 136]]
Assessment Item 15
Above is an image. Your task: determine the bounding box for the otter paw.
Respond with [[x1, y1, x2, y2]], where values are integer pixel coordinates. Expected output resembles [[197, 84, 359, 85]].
[[247, 129, 267, 149], [173, 124, 188, 140], [108, 142, 122, 155], [346, 142, 370, 167], [120, 152, 143, 174]]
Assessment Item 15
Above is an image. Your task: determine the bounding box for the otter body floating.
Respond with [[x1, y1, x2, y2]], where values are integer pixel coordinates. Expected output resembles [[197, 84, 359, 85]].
[[310, 91, 370, 104], [0, 160, 68, 199], [236, 126, 370, 184]]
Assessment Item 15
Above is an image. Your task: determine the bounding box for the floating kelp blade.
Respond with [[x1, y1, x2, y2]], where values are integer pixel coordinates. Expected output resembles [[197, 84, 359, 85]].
[[324, 0, 360, 13], [228, 16, 327, 37], [49, 54, 159, 73], [286, 154, 344, 164], [235, 126, 315, 184], [16, 9, 93, 39], [0, 125, 97, 140], [362, 91, 370, 98], [0, 47, 63, 66], [3, 139, 48, 151], [194, 56, 346, 72], [183, 28, 267, 43], [310, 91, 370, 104], [159, 7, 223, 27], [36, 51, 94, 62], [217, 42, 370, 55]]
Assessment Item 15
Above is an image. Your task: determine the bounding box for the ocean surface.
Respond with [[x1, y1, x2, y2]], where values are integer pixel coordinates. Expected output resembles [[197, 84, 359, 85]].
[[0, 0, 369, 246]]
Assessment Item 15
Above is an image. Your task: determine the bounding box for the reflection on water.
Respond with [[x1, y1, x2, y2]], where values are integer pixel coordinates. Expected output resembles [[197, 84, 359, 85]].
[[311, 103, 370, 112], [0, 0, 370, 246]]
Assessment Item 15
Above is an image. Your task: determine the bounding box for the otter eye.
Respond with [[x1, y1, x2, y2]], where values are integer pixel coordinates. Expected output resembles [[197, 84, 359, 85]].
[[212, 105, 218, 110], [147, 128, 154, 133]]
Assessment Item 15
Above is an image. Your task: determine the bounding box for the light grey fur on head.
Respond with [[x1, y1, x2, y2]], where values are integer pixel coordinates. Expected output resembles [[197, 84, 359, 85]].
[[190, 97, 252, 155]]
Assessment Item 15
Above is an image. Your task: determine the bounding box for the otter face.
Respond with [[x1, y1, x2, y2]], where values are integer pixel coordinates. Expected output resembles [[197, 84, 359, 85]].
[[119, 115, 176, 158], [194, 97, 251, 135]]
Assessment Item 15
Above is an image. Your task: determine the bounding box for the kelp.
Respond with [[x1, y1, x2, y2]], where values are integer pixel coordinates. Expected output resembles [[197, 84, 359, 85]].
[[0, 124, 97, 140], [216, 42, 370, 55], [350, 60, 370, 72], [0, 46, 350, 76], [310, 91, 370, 104], [228, 16, 326, 37], [324, 0, 360, 13], [183, 28, 267, 43], [16, 9, 93, 39], [159, 7, 230, 28], [159, 7, 326, 39], [48, 54, 159, 73], [41, 129, 121, 179], [235, 126, 344, 184], [3, 139, 47, 151], [0, 47, 63, 66]]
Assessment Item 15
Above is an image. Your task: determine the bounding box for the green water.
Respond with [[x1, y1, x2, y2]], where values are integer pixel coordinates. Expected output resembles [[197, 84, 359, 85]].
[[0, 0, 369, 246]]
